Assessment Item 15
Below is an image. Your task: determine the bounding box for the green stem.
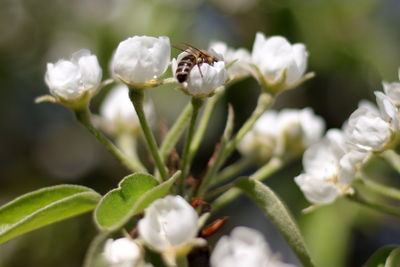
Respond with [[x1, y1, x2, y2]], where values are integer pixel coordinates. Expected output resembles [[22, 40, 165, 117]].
[[382, 150, 400, 174], [211, 157, 253, 186], [178, 98, 204, 194], [347, 192, 400, 217], [160, 103, 193, 160], [75, 108, 138, 173], [250, 157, 283, 180], [211, 157, 283, 212], [189, 90, 223, 163], [356, 178, 400, 201], [197, 93, 273, 196], [115, 133, 147, 173], [129, 90, 169, 181], [83, 231, 111, 267]]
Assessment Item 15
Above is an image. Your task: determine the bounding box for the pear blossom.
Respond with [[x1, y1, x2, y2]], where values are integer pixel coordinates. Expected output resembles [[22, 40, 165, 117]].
[[111, 36, 170, 85], [138, 195, 205, 264], [251, 33, 309, 92], [44, 49, 102, 109], [295, 129, 366, 204], [382, 69, 400, 106], [172, 50, 227, 98], [344, 93, 398, 152], [210, 227, 295, 267], [238, 108, 324, 163], [99, 84, 154, 134], [209, 41, 251, 80], [104, 237, 148, 267]]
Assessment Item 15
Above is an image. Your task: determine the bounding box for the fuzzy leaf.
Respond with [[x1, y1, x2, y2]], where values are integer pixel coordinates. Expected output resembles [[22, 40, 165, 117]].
[[234, 178, 314, 267], [0, 185, 100, 245], [95, 172, 180, 231]]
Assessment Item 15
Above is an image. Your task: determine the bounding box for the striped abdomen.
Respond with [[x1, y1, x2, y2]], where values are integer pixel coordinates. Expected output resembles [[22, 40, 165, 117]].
[[176, 54, 196, 83]]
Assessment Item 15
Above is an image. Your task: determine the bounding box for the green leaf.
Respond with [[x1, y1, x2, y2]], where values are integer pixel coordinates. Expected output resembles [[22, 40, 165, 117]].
[[234, 178, 314, 267], [0, 184, 101, 245], [363, 246, 398, 267], [95, 171, 180, 231]]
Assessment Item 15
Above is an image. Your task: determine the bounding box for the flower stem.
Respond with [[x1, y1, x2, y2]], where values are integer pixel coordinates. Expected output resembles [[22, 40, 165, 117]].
[[129, 89, 169, 181], [347, 191, 400, 217], [115, 133, 147, 173], [356, 178, 400, 201], [381, 150, 400, 174], [178, 98, 204, 194], [196, 93, 273, 196], [211, 157, 253, 186], [189, 91, 223, 163], [176, 256, 188, 267], [211, 157, 283, 212], [75, 108, 138, 173], [250, 157, 283, 181], [160, 102, 193, 160]]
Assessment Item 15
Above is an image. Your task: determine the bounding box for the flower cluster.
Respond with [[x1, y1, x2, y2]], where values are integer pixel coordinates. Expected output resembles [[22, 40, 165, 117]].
[[238, 108, 325, 163], [295, 72, 400, 204], [211, 227, 295, 267]]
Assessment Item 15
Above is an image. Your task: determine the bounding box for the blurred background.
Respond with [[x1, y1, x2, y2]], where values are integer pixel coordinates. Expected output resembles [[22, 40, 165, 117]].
[[1, 0, 400, 266]]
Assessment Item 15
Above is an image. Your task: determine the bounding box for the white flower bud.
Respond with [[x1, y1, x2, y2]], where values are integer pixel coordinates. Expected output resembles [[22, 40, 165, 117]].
[[345, 95, 398, 152], [172, 51, 227, 98], [104, 237, 143, 267], [295, 129, 366, 204], [251, 33, 309, 92], [209, 41, 251, 80], [211, 227, 295, 267], [99, 84, 154, 134], [44, 49, 102, 109], [138, 195, 204, 262], [238, 108, 324, 163], [111, 36, 170, 85], [383, 81, 400, 106]]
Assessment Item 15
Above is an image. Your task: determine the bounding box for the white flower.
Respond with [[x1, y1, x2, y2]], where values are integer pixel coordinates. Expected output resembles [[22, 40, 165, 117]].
[[295, 129, 366, 204], [382, 69, 400, 106], [138, 195, 205, 264], [44, 49, 102, 109], [251, 33, 309, 91], [209, 41, 251, 80], [104, 237, 143, 267], [238, 108, 324, 162], [345, 93, 398, 152], [99, 84, 154, 134], [111, 36, 170, 85], [210, 227, 295, 267], [172, 50, 227, 98]]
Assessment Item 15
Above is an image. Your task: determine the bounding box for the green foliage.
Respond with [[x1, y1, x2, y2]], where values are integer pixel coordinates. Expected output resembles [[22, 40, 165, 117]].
[[94, 172, 180, 231], [234, 177, 314, 267], [0, 185, 101, 245]]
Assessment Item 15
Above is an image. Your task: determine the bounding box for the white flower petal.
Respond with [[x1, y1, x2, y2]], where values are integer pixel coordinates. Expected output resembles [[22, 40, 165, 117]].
[[111, 36, 170, 84], [295, 174, 340, 204], [138, 195, 199, 252]]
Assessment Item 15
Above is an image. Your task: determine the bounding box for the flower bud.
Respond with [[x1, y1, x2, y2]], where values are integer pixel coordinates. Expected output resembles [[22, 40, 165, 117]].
[[104, 237, 144, 267], [211, 226, 295, 267], [345, 95, 398, 153], [251, 32, 310, 94], [44, 49, 102, 109], [138, 195, 205, 265], [209, 41, 251, 81], [382, 69, 400, 106], [172, 50, 227, 98], [99, 84, 154, 134], [111, 36, 170, 87], [238, 108, 324, 163]]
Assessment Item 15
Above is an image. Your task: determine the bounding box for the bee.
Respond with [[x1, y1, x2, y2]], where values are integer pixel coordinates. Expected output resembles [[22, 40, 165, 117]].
[[174, 44, 219, 83]]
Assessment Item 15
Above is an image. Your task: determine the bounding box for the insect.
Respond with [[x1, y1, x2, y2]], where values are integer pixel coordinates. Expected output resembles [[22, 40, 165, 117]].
[[174, 44, 219, 83]]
